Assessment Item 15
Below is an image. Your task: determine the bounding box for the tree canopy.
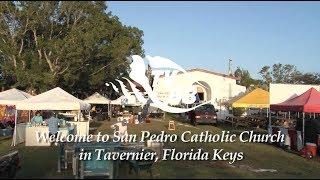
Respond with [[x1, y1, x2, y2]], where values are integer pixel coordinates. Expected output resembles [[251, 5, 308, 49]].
[[258, 63, 320, 86], [234, 63, 320, 91], [259, 63, 300, 84], [234, 67, 265, 88], [0, 1, 144, 98]]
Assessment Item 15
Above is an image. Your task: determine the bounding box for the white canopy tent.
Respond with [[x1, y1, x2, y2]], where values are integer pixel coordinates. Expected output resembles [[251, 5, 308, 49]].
[[0, 88, 32, 147], [12, 87, 91, 146], [0, 88, 32, 106], [16, 87, 90, 111], [84, 92, 111, 105], [84, 92, 111, 118]]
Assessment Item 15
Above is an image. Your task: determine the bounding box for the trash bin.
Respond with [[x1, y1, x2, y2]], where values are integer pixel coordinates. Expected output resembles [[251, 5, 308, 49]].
[[305, 143, 317, 157]]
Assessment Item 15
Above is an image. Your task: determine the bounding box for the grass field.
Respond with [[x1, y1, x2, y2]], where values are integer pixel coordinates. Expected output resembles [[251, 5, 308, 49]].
[[1, 114, 320, 179]]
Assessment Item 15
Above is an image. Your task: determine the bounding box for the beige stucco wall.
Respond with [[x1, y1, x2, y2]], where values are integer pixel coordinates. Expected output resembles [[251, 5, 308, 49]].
[[153, 70, 246, 108]]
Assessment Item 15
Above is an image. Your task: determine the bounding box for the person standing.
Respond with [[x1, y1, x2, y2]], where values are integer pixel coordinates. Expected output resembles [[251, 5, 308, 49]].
[[31, 111, 43, 125], [46, 112, 61, 140]]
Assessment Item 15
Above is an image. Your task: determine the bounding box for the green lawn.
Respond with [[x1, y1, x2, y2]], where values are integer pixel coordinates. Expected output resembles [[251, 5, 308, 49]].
[[1, 115, 320, 179]]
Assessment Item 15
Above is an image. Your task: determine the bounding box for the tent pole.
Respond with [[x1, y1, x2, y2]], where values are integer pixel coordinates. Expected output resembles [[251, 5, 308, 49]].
[[110, 104, 112, 118], [298, 112, 300, 118], [302, 112, 305, 146], [267, 108, 269, 118], [28, 110, 31, 122], [288, 111, 291, 119], [314, 113, 315, 119], [12, 109, 18, 146], [108, 103, 110, 118], [268, 108, 271, 128]]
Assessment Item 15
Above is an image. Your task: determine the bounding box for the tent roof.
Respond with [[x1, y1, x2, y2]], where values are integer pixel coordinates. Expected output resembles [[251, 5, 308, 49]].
[[110, 96, 123, 105], [110, 95, 141, 106], [0, 88, 32, 105], [223, 90, 251, 106], [16, 87, 90, 110], [232, 88, 270, 108], [270, 87, 320, 113], [84, 92, 111, 104]]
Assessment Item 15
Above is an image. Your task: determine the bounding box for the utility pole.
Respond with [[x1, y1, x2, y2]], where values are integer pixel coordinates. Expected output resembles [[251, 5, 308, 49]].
[[228, 59, 233, 76]]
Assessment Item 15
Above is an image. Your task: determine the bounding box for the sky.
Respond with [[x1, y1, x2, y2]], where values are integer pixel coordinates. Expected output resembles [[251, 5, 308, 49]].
[[108, 1, 320, 78]]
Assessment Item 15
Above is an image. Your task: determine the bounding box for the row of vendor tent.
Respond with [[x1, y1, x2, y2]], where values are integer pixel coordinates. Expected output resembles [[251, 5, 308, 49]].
[[225, 88, 270, 109], [0, 87, 91, 110], [224, 87, 320, 112], [223, 86, 320, 146], [84, 92, 141, 106], [0, 87, 140, 110], [16, 87, 91, 111], [1, 87, 140, 146], [0, 87, 92, 146], [13, 87, 92, 146], [3, 86, 319, 114]]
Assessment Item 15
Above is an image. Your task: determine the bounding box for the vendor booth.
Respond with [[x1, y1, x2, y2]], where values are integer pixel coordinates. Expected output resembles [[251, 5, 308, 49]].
[[84, 92, 111, 120], [0, 88, 32, 136], [12, 87, 91, 146], [84, 92, 111, 105], [224, 88, 270, 128], [110, 94, 142, 117], [269, 88, 320, 153]]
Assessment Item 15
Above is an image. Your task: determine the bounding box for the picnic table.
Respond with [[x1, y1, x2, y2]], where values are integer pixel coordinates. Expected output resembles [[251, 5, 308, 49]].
[[57, 141, 153, 179], [75, 142, 120, 179], [58, 141, 120, 179]]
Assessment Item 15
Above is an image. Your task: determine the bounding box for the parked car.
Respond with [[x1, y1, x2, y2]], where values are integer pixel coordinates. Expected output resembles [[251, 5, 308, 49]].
[[188, 104, 218, 126]]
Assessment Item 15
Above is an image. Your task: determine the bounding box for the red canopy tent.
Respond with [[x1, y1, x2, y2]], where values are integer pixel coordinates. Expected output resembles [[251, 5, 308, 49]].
[[270, 87, 320, 113], [270, 87, 320, 145]]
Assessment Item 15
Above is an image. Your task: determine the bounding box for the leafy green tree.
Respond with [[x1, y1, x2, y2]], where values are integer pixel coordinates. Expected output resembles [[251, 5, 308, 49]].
[[259, 63, 301, 85], [0, 1, 144, 98], [234, 67, 264, 90], [294, 72, 320, 85], [234, 67, 253, 87], [258, 63, 320, 90]]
